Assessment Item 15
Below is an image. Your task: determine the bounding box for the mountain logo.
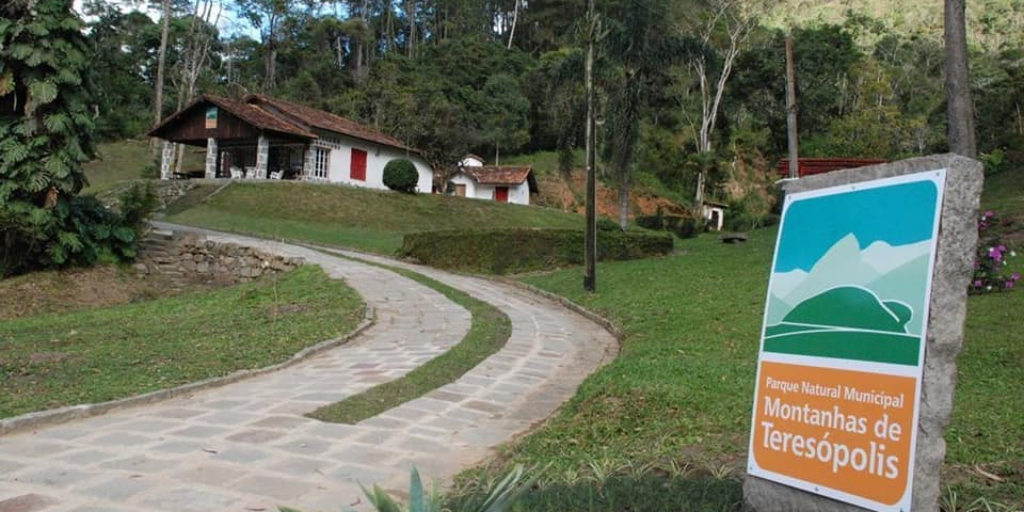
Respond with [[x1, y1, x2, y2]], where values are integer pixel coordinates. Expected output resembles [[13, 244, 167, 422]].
[[761, 178, 941, 366], [764, 285, 919, 365]]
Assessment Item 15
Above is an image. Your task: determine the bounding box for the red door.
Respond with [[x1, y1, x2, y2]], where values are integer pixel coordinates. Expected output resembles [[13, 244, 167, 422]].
[[495, 187, 509, 203], [350, 149, 367, 181]]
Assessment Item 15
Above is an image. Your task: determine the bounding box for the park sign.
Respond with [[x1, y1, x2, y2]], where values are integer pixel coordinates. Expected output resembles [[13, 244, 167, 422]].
[[745, 157, 984, 512]]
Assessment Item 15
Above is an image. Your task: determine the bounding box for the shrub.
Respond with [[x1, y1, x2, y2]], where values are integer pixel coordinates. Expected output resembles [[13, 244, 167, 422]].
[[981, 148, 1008, 175], [383, 159, 419, 193], [726, 192, 774, 232], [635, 209, 665, 230], [634, 209, 701, 239], [664, 214, 701, 239], [116, 181, 160, 239], [400, 228, 674, 274], [280, 465, 538, 512], [597, 217, 621, 231], [970, 210, 1020, 294]]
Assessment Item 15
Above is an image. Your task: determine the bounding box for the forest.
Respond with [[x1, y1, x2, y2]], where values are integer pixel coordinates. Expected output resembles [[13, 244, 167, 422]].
[[82, 0, 1024, 210]]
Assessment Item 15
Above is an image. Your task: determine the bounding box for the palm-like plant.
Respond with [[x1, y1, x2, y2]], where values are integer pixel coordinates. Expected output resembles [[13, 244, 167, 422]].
[[278, 464, 538, 512]]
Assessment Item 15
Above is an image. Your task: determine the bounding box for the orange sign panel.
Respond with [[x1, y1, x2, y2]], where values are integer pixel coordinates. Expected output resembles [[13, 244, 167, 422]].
[[751, 362, 917, 505]]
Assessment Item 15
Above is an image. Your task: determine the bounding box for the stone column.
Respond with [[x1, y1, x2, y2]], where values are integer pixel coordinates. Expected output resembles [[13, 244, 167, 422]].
[[160, 140, 174, 180], [302, 144, 314, 180], [205, 138, 218, 179], [255, 134, 269, 179]]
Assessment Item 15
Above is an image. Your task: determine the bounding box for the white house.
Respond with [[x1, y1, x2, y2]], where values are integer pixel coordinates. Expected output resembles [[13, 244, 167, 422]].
[[702, 200, 728, 231], [149, 94, 433, 192], [447, 155, 538, 205]]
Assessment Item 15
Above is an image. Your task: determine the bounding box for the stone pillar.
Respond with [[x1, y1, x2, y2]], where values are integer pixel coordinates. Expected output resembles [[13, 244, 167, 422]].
[[302, 144, 314, 179], [255, 134, 269, 179], [205, 138, 218, 179], [743, 154, 983, 512], [160, 141, 174, 180]]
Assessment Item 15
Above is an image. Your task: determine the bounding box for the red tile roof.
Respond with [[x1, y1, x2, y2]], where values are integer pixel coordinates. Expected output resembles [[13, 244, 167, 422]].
[[244, 94, 416, 152], [463, 166, 532, 185], [461, 165, 538, 193], [149, 93, 417, 154]]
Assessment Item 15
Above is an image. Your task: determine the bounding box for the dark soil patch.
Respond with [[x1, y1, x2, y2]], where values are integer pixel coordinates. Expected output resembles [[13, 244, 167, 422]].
[[0, 265, 221, 321]]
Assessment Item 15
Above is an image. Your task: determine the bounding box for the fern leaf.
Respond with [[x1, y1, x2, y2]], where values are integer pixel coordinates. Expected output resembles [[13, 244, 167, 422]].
[[28, 80, 58, 105], [113, 226, 135, 243], [0, 69, 13, 96], [44, 155, 69, 178], [44, 113, 70, 133], [57, 231, 83, 251]]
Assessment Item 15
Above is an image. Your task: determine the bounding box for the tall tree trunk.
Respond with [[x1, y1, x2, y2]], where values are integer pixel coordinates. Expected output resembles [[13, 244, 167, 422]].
[[618, 169, 629, 230], [405, 0, 416, 59], [785, 36, 800, 179], [151, 0, 172, 156], [507, 0, 519, 49], [265, 43, 277, 92], [384, 0, 394, 52], [945, 0, 977, 158]]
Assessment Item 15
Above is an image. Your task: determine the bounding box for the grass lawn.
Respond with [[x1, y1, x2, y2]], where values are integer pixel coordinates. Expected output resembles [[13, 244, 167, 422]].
[[308, 257, 511, 424], [82, 139, 205, 195], [168, 181, 584, 254], [0, 265, 364, 419], [82, 139, 152, 194]]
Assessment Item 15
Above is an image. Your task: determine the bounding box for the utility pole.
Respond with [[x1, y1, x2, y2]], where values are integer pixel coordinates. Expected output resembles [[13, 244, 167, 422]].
[[583, 0, 597, 293], [945, 0, 977, 158], [785, 36, 799, 179]]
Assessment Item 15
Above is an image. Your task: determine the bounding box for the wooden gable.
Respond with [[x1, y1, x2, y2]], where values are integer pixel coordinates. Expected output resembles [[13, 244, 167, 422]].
[[151, 101, 261, 146]]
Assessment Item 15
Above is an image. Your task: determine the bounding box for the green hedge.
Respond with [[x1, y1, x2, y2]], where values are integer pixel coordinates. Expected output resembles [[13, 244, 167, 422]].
[[400, 228, 674, 274]]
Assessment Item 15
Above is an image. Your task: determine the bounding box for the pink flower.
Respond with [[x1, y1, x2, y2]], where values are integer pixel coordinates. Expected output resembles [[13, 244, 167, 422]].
[[1013, 273, 1021, 282], [990, 247, 1004, 261], [974, 280, 983, 288], [985, 210, 995, 218], [1007, 281, 1015, 290]]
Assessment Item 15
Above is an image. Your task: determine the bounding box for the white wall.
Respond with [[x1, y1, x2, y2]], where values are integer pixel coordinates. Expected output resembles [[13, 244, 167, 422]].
[[447, 171, 531, 206], [449, 173, 479, 198], [510, 182, 530, 205], [323, 133, 433, 193]]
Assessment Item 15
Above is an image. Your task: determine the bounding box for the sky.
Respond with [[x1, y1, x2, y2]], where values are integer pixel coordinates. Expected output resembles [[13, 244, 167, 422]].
[[774, 179, 940, 273], [72, 0, 241, 35]]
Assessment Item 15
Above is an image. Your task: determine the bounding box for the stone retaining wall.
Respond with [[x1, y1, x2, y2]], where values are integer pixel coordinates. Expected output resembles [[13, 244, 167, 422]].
[[136, 231, 304, 284]]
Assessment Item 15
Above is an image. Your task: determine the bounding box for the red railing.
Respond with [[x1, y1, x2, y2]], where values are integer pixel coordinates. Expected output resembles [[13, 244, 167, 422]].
[[776, 158, 887, 178]]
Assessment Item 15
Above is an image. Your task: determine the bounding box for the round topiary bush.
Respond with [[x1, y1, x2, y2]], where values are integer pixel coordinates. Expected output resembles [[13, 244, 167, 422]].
[[383, 159, 419, 193]]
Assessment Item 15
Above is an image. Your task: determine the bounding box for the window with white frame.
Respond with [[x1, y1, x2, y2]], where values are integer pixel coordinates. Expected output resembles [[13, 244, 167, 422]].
[[312, 147, 329, 179]]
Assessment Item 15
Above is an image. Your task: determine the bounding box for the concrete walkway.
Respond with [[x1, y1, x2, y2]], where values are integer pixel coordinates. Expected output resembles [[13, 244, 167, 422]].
[[0, 228, 617, 512]]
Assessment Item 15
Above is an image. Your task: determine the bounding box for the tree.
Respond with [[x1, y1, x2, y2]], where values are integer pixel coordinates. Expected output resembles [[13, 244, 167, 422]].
[[82, 1, 160, 140], [602, 0, 679, 229], [680, 0, 772, 207], [0, 0, 97, 273], [480, 74, 530, 164], [236, 0, 296, 92], [154, 0, 173, 148], [945, 0, 977, 158]]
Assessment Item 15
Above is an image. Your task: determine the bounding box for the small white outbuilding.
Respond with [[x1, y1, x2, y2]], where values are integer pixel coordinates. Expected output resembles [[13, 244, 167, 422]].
[[447, 154, 538, 205]]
